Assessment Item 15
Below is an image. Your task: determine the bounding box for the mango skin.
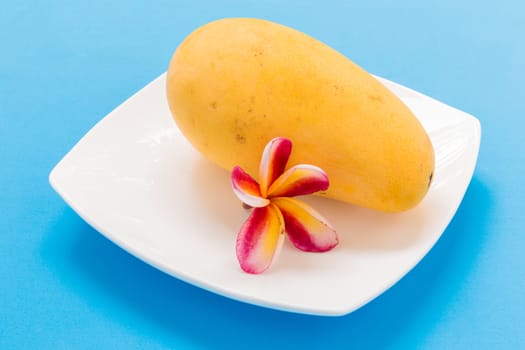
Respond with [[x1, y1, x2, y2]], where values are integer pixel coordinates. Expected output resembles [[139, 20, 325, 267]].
[[166, 18, 435, 212]]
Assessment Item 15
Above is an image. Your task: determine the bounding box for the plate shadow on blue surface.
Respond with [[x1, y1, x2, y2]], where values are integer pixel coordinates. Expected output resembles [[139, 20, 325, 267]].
[[41, 176, 491, 349]]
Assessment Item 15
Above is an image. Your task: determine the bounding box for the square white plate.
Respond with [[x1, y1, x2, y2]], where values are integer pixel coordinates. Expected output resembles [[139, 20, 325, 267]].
[[50, 73, 480, 316]]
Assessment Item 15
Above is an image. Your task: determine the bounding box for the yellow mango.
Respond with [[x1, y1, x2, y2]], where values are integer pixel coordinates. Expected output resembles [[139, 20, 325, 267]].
[[166, 18, 434, 212]]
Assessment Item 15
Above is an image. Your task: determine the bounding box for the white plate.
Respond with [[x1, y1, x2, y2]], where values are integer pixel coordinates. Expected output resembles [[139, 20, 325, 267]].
[[49, 73, 480, 316]]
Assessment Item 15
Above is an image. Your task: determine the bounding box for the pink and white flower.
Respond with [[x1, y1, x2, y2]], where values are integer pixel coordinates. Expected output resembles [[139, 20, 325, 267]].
[[231, 137, 338, 274]]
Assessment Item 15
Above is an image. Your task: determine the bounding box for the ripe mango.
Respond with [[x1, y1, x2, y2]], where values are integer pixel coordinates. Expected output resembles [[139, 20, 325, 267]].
[[166, 18, 434, 212]]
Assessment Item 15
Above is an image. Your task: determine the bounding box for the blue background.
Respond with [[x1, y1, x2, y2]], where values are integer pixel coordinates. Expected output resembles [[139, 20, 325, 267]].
[[1, 1, 524, 349]]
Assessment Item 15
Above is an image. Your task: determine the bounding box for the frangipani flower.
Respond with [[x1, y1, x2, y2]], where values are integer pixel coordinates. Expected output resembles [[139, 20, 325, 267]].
[[231, 137, 338, 274]]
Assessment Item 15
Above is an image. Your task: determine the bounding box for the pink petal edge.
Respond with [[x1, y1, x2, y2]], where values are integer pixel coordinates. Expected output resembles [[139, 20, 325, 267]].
[[267, 164, 329, 198], [231, 166, 269, 208], [259, 137, 292, 197], [236, 204, 285, 274], [272, 197, 338, 252]]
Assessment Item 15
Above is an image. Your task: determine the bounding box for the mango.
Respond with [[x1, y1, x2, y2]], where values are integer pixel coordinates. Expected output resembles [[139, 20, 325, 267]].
[[166, 18, 434, 212]]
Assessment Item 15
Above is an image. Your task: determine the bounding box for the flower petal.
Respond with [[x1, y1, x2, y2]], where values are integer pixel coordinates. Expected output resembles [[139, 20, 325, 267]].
[[272, 197, 338, 252], [236, 204, 285, 274], [259, 137, 292, 197], [232, 166, 269, 208], [267, 164, 329, 198]]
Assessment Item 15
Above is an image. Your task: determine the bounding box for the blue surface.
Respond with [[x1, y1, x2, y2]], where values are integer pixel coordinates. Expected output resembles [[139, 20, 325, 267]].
[[1, 1, 524, 348]]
